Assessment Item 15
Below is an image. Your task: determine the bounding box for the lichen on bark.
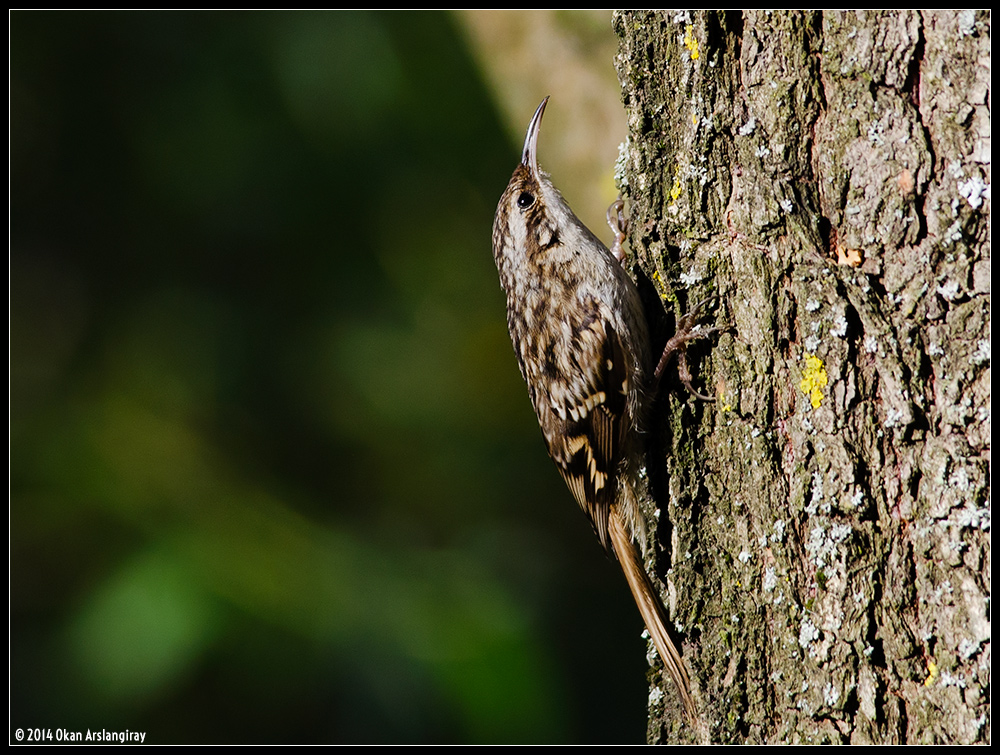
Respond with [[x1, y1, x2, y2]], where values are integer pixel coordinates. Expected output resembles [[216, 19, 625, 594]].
[[613, 9, 989, 744]]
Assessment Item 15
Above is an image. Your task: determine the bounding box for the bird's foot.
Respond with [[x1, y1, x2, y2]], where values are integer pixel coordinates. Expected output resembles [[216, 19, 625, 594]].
[[654, 297, 723, 399], [607, 196, 628, 263]]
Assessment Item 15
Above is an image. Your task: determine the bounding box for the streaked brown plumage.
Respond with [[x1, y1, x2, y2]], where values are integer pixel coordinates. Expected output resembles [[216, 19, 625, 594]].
[[491, 97, 700, 720]]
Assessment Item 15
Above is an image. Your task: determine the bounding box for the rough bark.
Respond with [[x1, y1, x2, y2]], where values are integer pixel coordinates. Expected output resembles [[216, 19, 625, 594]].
[[612, 10, 990, 744]]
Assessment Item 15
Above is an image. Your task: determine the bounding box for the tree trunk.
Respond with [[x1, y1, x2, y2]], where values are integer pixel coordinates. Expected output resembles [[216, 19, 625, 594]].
[[612, 10, 990, 744]]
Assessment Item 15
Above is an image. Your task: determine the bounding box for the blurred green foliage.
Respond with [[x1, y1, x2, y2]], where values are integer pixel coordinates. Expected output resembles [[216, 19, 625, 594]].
[[11, 11, 651, 743]]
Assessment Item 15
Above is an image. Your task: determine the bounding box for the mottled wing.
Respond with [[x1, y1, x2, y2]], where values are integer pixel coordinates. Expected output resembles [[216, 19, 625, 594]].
[[540, 313, 629, 553]]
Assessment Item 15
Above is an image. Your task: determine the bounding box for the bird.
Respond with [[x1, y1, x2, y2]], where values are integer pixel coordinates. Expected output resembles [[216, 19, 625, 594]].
[[492, 96, 712, 721]]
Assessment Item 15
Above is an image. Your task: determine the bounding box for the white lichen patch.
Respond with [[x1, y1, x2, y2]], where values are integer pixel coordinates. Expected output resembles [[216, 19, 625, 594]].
[[957, 176, 988, 209], [679, 267, 702, 286], [799, 617, 820, 649], [971, 340, 990, 365], [763, 566, 778, 592]]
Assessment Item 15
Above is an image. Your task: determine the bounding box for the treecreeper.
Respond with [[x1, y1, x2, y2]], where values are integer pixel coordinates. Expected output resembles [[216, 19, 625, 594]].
[[491, 96, 718, 724]]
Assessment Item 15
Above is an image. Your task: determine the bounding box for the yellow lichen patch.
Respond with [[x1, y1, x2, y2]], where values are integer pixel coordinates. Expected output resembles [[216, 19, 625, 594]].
[[924, 659, 939, 687], [669, 165, 683, 203], [683, 24, 700, 60], [799, 353, 828, 409]]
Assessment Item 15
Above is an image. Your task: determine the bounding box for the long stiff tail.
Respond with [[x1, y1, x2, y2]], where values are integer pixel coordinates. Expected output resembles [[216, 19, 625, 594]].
[[608, 509, 697, 720]]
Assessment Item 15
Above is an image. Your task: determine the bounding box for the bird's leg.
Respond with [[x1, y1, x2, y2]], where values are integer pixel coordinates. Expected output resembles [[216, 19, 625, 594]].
[[655, 298, 721, 399], [607, 196, 628, 263], [607, 198, 720, 399]]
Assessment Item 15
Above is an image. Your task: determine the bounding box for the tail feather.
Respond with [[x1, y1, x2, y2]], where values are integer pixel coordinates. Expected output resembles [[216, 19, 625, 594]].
[[608, 509, 697, 720]]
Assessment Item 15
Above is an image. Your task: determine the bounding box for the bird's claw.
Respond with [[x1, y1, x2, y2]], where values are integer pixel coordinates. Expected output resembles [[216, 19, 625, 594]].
[[654, 296, 723, 398], [607, 196, 628, 263]]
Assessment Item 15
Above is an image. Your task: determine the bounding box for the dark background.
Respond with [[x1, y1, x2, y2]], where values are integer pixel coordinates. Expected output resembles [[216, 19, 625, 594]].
[[10, 11, 652, 743]]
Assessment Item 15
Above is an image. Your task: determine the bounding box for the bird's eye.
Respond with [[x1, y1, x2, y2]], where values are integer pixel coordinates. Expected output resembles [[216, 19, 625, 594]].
[[517, 191, 535, 209]]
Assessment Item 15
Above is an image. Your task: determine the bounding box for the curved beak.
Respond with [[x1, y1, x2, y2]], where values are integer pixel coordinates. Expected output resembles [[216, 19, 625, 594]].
[[520, 96, 549, 177]]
